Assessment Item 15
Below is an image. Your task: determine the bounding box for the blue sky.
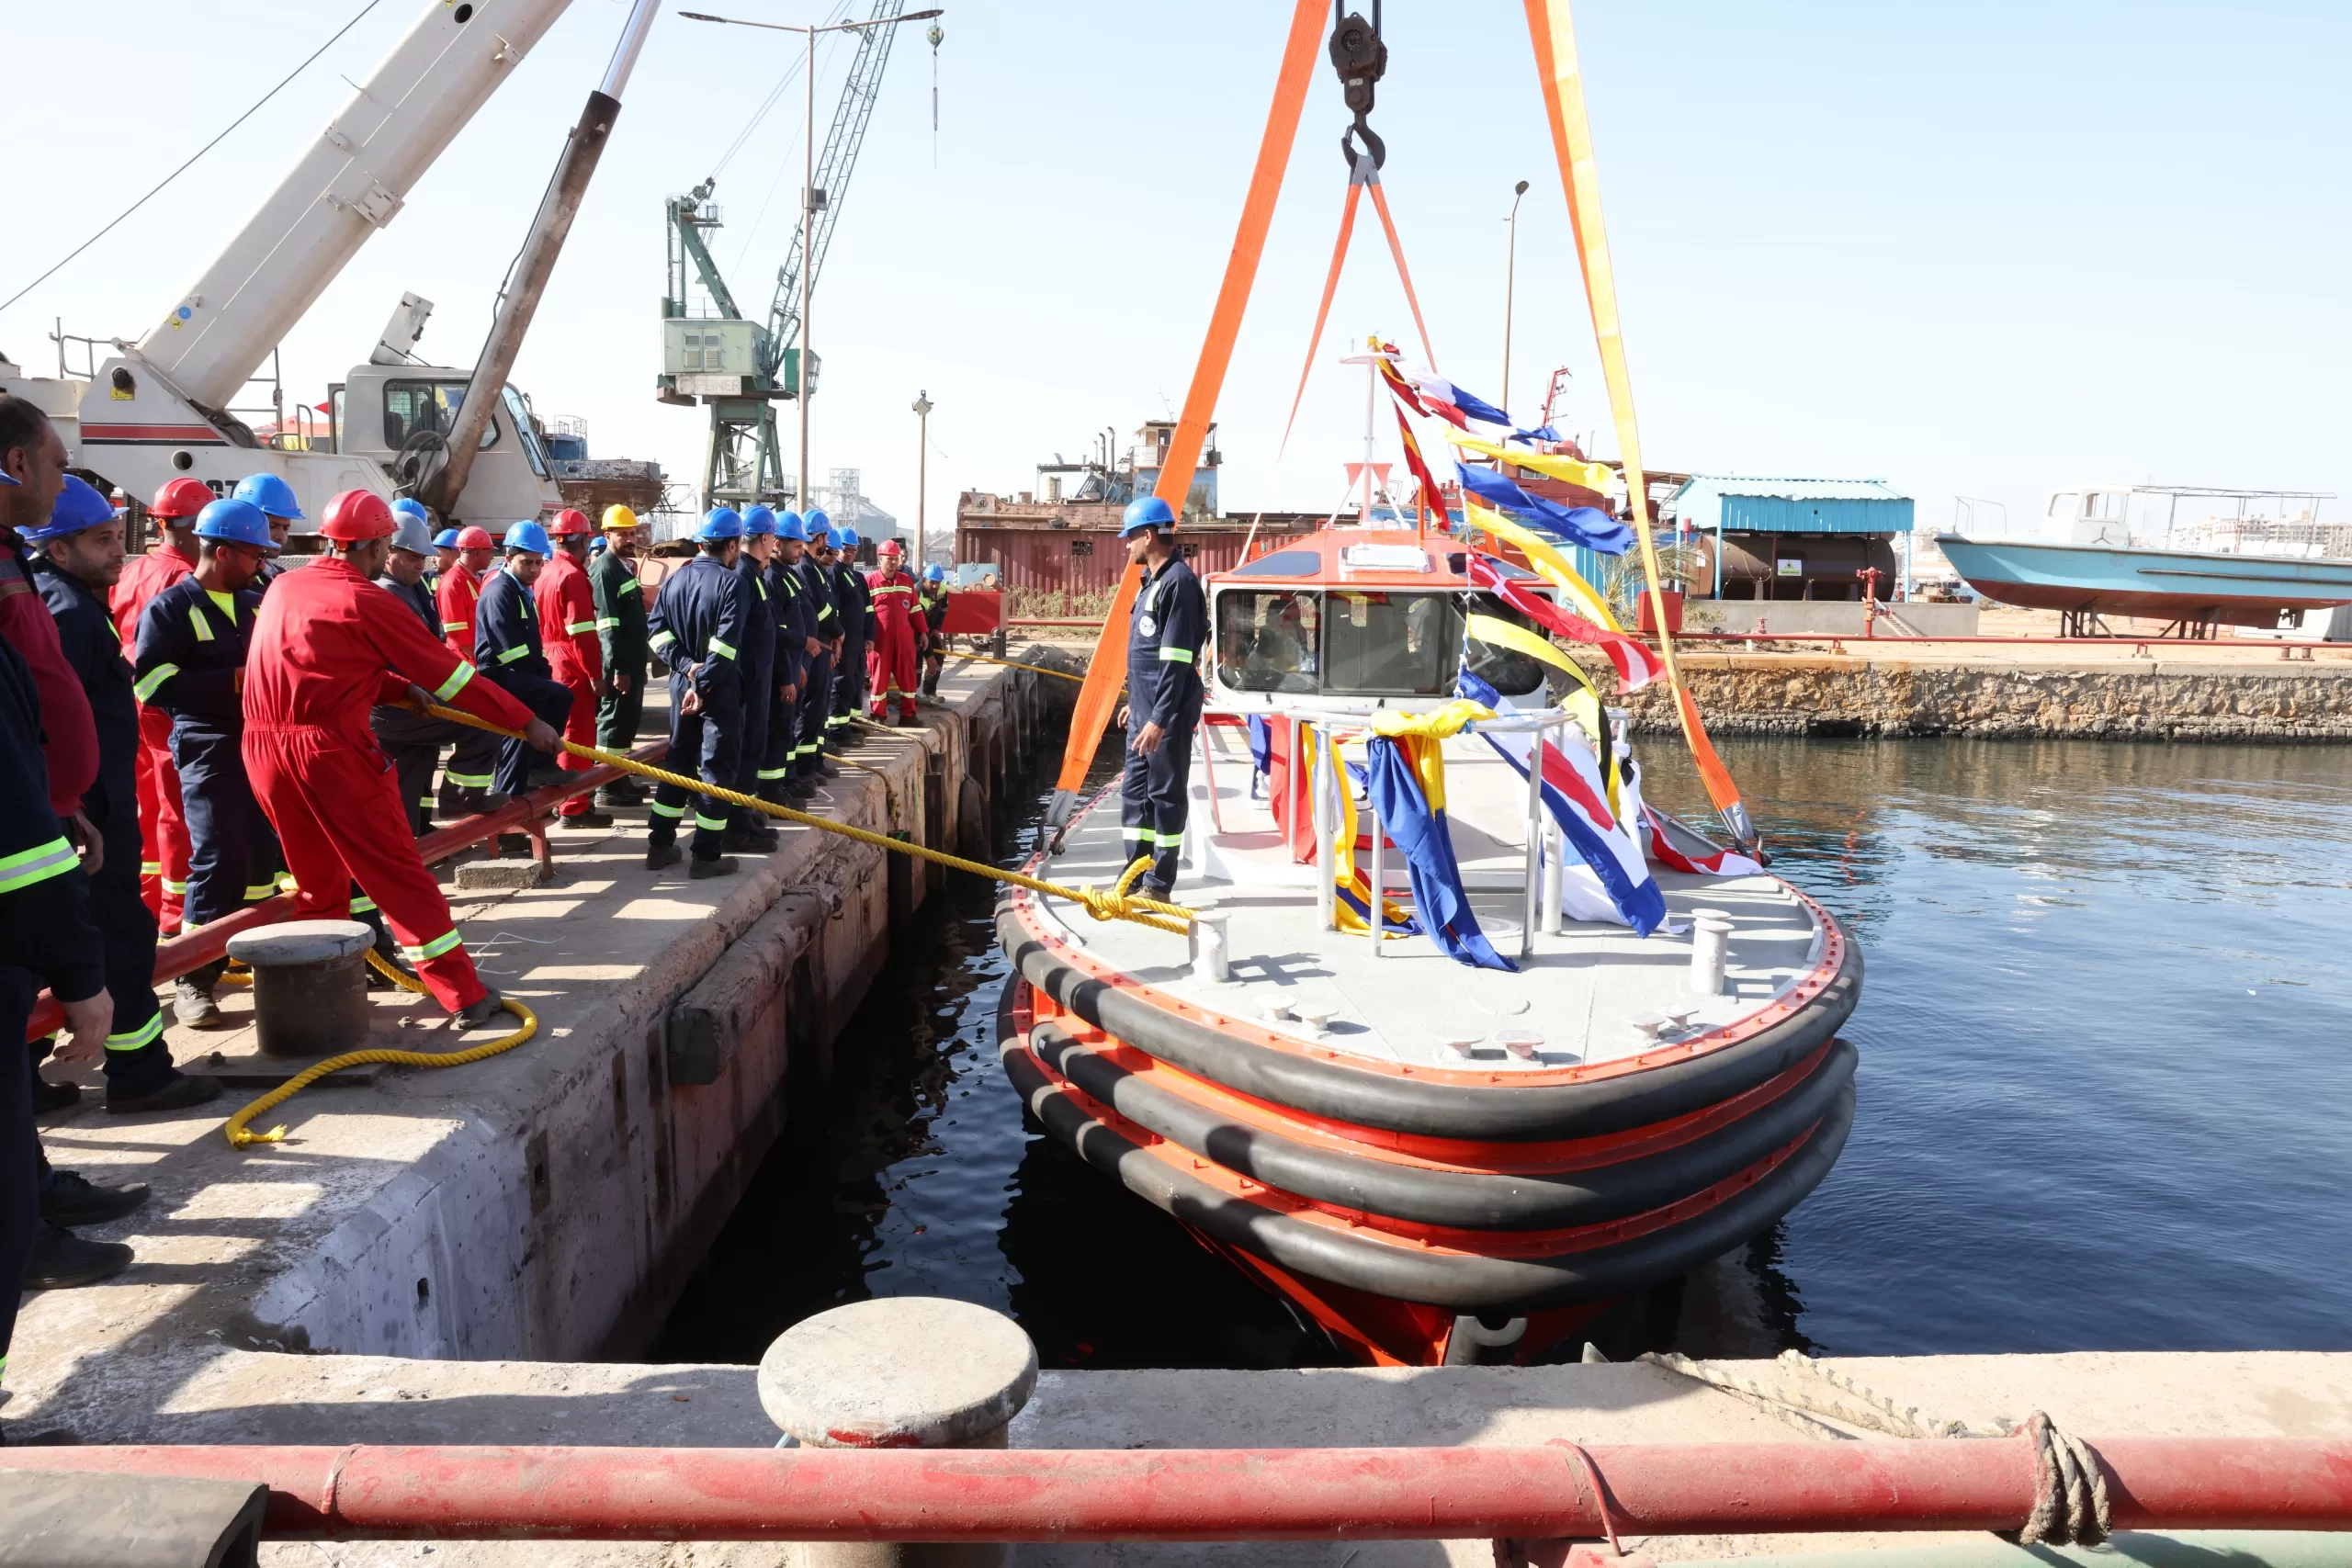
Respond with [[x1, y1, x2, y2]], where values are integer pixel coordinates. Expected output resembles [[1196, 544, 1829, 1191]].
[[3, 1, 2344, 539]]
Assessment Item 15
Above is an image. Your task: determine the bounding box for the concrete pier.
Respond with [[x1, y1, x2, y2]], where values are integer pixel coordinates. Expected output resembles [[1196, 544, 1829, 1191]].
[[6, 652, 1065, 1433]]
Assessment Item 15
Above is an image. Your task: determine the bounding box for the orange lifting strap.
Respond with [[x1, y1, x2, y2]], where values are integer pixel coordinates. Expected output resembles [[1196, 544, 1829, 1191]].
[[1047, 0, 1329, 825], [1523, 0, 1758, 853]]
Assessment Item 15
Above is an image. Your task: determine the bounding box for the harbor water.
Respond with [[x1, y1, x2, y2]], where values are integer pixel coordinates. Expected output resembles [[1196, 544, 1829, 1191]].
[[653, 736, 2352, 1367]]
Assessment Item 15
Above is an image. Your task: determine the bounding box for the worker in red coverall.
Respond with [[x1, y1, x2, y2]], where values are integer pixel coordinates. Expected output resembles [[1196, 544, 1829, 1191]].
[[432, 525, 498, 811], [243, 491, 560, 1029], [535, 509, 605, 825], [863, 537, 926, 726], [112, 477, 213, 930]]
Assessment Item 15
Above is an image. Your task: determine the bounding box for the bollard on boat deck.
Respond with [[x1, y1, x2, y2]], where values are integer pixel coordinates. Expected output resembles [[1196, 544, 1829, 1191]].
[[759, 1296, 1039, 1568]]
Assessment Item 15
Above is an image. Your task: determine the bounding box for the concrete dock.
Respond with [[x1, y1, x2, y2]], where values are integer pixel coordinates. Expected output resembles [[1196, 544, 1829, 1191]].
[[6, 651, 1060, 1425]]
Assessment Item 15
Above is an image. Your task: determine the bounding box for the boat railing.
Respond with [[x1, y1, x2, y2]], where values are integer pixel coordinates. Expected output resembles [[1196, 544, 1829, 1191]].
[[1239, 698, 1575, 961]]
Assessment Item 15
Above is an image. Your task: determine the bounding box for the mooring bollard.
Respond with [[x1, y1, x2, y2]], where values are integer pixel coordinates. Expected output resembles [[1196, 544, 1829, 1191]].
[[758, 1296, 1039, 1568], [1189, 909, 1230, 984], [1689, 909, 1735, 998], [223, 920, 374, 1059]]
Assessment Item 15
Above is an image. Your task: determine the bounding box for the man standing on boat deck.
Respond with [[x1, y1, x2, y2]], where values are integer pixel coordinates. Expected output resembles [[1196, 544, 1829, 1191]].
[[1114, 496, 1205, 901]]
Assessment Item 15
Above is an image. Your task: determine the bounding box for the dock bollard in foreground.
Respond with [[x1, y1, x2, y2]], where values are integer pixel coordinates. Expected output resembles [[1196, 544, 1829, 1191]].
[[759, 1296, 1040, 1568], [224, 920, 375, 1058]]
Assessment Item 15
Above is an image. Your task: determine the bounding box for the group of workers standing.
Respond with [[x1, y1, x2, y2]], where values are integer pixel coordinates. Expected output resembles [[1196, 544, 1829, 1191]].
[[0, 378, 980, 1406], [639, 502, 949, 877]]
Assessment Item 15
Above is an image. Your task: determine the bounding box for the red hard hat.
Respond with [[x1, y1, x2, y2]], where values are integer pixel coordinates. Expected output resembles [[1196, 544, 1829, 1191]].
[[150, 477, 214, 520], [455, 525, 494, 550], [319, 489, 395, 542], [877, 537, 903, 556], [548, 508, 593, 537]]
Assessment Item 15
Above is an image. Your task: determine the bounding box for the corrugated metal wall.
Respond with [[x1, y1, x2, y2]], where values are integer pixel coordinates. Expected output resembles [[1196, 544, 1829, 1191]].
[[1713, 495, 1914, 534], [956, 525, 1313, 592]]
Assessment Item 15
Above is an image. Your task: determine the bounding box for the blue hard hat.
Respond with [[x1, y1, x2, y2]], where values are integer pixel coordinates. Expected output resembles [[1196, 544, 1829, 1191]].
[[698, 506, 744, 541], [0, 469, 17, 487], [1120, 495, 1176, 536], [390, 496, 431, 525], [504, 519, 552, 558], [826, 526, 852, 549], [803, 507, 831, 535], [232, 471, 305, 522], [24, 475, 119, 542], [775, 509, 808, 542], [432, 527, 462, 549], [923, 563, 945, 582], [192, 496, 277, 553], [742, 503, 778, 536], [841, 526, 860, 547]]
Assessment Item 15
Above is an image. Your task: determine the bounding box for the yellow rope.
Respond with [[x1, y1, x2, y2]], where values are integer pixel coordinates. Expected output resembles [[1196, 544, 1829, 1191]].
[[416, 702, 1196, 935], [943, 652, 1089, 683], [220, 949, 538, 1149]]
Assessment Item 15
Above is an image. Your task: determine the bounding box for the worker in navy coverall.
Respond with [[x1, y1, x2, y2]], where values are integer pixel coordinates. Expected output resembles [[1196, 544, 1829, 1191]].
[[645, 509, 753, 877], [470, 521, 577, 803], [130, 497, 285, 1027], [30, 477, 219, 1112], [763, 510, 821, 803], [370, 506, 499, 833], [728, 505, 781, 853], [794, 527, 839, 787], [1114, 496, 1205, 899]]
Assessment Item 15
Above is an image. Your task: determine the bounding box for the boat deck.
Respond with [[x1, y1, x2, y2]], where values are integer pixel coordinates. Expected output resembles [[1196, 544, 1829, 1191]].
[[1027, 726, 1830, 1076]]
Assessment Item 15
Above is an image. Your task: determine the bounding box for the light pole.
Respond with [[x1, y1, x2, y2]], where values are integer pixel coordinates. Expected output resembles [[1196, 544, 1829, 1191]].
[[911, 389, 932, 564], [1502, 178, 1529, 417], [681, 8, 944, 511]]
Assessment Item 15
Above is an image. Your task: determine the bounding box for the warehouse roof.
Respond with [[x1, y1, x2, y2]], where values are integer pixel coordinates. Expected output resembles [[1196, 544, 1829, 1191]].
[[1668, 475, 1910, 514]]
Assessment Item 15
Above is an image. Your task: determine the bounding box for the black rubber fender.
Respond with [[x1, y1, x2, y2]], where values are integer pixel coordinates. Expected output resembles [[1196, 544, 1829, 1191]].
[[999, 1029, 1857, 1313], [1027, 1021, 1857, 1232], [997, 902, 1863, 1142]]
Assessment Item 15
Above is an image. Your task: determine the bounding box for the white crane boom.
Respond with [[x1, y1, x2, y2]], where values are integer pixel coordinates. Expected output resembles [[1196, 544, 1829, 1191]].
[[134, 0, 576, 415]]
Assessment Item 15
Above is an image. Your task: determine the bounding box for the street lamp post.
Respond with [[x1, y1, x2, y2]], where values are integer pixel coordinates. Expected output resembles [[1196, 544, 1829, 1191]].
[[911, 389, 932, 564], [680, 7, 944, 512], [1502, 178, 1529, 417]]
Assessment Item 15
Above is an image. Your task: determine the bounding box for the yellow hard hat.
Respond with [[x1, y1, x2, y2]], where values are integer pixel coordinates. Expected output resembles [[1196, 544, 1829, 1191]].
[[601, 504, 639, 531]]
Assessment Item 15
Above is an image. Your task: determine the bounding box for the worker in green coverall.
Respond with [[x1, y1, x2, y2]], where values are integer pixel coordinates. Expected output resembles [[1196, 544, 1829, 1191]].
[[591, 504, 650, 807]]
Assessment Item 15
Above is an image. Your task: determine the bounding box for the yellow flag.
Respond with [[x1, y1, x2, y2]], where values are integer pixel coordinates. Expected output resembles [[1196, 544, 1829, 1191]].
[[1465, 614, 1600, 701], [1448, 433, 1616, 493], [1462, 501, 1623, 632]]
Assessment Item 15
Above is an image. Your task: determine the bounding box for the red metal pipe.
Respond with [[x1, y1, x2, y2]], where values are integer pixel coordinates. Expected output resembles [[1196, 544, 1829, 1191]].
[[3, 1438, 2348, 1542], [1665, 631, 2347, 650], [23, 739, 667, 1042], [1006, 616, 1107, 626]]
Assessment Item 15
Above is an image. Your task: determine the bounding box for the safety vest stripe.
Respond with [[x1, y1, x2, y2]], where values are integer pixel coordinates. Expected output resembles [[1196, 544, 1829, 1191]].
[[594, 616, 620, 631], [131, 662, 180, 703], [187, 606, 215, 642], [650, 630, 676, 651], [817, 602, 835, 620], [106, 1010, 165, 1052], [755, 581, 768, 602], [649, 800, 685, 818], [694, 813, 730, 832], [566, 619, 598, 635], [497, 645, 531, 665], [1158, 646, 1195, 664], [617, 578, 639, 595], [141, 861, 163, 875], [708, 637, 738, 660], [443, 770, 493, 788], [162, 877, 189, 895], [757, 766, 790, 780], [443, 620, 469, 633], [435, 661, 477, 701], [0, 836, 78, 894], [351, 894, 379, 914], [399, 929, 463, 964]]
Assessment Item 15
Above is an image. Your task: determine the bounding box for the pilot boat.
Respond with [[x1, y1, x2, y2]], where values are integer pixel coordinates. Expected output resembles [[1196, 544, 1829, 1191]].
[[995, 527, 1861, 1367]]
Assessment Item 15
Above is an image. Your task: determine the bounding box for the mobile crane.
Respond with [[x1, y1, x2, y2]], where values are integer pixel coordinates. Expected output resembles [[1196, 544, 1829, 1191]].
[[0, 0, 658, 535]]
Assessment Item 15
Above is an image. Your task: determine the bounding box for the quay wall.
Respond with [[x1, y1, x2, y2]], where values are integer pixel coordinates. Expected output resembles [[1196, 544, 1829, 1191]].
[[237, 660, 1069, 1369], [1613, 655, 2352, 740]]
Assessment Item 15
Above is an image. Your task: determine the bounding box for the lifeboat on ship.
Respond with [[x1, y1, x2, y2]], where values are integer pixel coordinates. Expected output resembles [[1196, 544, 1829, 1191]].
[[996, 528, 1860, 1367]]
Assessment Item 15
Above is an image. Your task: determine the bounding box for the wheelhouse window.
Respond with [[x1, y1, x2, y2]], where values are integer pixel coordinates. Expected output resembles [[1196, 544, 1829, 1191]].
[[1322, 591, 1456, 696], [383, 381, 496, 452], [503, 386, 550, 479], [1216, 589, 1319, 694]]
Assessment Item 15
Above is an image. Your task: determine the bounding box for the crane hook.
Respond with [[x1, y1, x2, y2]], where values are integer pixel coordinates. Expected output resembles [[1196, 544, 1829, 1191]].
[[1328, 5, 1387, 171]]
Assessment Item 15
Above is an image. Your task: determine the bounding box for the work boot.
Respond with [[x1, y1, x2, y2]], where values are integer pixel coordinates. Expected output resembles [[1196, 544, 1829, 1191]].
[[452, 991, 510, 1032], [787, 776, 819, 801], [106, 1070, 223, 1117], [598, 780, 646, 808], [558, 808, 616, 829], [437, 782, 472, 818], [721, 822, 778, 854], [32, 1077, 80, 1114], [40, 1170, 150, 1226], [173, 964, 225, 1030], [23, 1224, 133, 1289], [644, 841, 683, 872], [687, 854, 739, 881], [525, 756, 569, 788]]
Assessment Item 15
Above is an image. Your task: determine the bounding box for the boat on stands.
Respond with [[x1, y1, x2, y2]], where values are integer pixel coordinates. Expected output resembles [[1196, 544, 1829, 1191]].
[[995, 525, 1861, 1366]]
